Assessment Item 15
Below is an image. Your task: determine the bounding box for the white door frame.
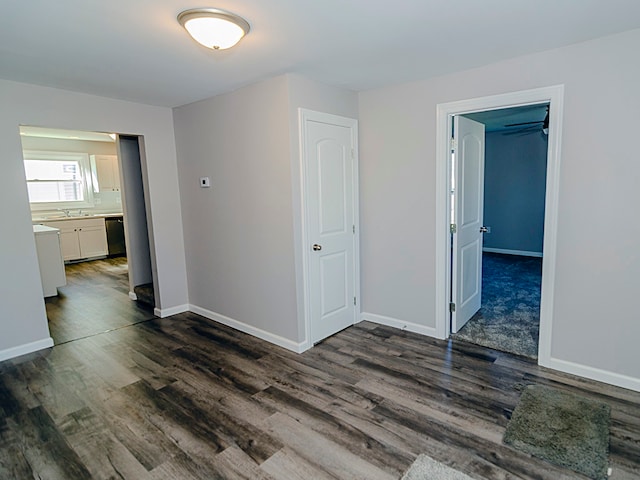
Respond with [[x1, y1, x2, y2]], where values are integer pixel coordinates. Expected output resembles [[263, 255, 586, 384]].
[[298, 108, 361, 351], [435, 85, 564, 365]]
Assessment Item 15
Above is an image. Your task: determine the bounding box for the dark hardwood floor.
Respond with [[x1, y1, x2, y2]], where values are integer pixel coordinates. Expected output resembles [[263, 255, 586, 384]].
[[2, 291, 639, 478], [45, 257, 155, 344]]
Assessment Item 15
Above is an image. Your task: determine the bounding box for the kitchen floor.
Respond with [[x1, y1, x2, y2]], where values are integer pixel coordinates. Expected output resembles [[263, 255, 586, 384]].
[[45, 257, 156, 344]]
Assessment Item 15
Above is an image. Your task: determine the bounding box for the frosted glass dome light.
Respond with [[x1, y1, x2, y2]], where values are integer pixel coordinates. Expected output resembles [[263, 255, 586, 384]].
[[178, 8, 250, 50]]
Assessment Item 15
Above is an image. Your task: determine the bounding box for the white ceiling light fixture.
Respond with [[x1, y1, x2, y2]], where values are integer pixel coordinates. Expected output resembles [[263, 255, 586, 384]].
[[178, 8, 250, 50]]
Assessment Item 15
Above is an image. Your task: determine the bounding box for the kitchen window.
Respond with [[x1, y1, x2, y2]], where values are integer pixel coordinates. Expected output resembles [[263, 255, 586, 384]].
[[23, 151, 95, 209]]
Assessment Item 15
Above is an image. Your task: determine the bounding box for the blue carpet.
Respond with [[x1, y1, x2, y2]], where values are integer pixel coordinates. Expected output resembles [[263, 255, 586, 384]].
[[453, 253, 542, 359]]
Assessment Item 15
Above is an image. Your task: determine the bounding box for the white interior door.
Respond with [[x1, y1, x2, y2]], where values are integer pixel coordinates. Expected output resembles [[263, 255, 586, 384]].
[[452, 116, 485, 332], [302, 112, 358, 344]]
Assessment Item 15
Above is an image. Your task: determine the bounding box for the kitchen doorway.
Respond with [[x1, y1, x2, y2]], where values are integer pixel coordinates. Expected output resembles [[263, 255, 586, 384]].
[[22, 127, 157, 344]]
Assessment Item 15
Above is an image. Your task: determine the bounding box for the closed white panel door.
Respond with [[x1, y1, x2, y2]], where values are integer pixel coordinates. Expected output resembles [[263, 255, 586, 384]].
[[452, 116, 485, 332], [305, 116, 357, 344]]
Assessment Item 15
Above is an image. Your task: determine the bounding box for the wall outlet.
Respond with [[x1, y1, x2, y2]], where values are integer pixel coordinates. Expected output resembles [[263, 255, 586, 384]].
[[200, 177, 211, 188]]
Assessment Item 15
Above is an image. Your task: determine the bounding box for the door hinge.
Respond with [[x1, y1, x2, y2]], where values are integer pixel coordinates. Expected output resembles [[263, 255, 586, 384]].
[[354, 297, 357, 306], [450, 137, 457, 151], [352, 225, 355, 234], [450, 223, 457, 234], [351, 148, 355, 159], [449, 302, 456, 313]]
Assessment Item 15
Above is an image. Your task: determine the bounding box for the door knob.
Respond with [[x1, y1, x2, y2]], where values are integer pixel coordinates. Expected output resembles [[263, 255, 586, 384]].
[[479, 226, 489, 233], [312, 244, 322, 251]]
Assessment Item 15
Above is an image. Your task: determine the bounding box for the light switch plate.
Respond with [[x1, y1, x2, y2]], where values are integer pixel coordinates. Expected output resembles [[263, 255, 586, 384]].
[[200, 177, 211, 188]]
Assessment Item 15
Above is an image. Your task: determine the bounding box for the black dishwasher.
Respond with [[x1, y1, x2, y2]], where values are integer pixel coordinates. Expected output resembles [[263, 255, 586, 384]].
[[105, 217, 126, 256]]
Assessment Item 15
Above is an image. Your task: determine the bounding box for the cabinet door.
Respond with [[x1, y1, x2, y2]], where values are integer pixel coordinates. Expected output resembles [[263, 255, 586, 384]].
[[94, 155, 120, 192], [111, 157, 121, 191], [44, 221, 81, 260], [78, 226, 108, 258], [59, 229, 82, 260]]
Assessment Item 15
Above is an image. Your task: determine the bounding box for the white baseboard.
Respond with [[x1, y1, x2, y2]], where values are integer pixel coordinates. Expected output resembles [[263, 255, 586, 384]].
[[483, 247, 542, 258], [189, 304, 307, 353], [541, 356, 640, 393], [128, 291, 137, 300], [154, 304, 190, 318], [361, 312, 439, 338], [0, 337, 54, 362]]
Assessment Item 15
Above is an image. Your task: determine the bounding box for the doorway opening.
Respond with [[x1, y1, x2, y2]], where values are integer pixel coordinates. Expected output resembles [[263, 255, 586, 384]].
[[22, 126, 157, 344], [435, 85, 564, 367], [451, 104, 549, 358]]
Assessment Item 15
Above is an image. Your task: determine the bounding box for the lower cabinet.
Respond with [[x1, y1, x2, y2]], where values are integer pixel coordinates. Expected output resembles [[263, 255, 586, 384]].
[[44, 218, 108, 261]]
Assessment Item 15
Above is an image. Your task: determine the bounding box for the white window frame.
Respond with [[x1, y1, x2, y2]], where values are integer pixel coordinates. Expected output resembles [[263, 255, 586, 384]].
[[23, 150, 96, 211]]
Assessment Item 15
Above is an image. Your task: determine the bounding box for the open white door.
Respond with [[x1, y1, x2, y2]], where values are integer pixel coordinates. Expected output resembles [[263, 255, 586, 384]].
[[301, 111, 358, 344], [452, 116, 485, 332]]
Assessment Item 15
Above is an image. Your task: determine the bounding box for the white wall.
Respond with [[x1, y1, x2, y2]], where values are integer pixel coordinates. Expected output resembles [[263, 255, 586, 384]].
[[0, 79, 189, 359], [20, 136, 117, 155], [173, 74, 358, 348], [359, 28, 640, 386]]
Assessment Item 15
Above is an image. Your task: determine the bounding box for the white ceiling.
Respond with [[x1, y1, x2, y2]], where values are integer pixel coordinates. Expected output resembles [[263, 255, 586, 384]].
[[2, 1, 640, 108]]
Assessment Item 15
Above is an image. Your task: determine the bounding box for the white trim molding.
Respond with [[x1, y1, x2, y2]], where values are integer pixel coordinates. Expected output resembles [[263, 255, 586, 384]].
[[189, 304, 308, 353], [541, 356, 640, 393], [154, 303, 189, 318], [0, 337, 54, 362], [482, 248, 543, 258], [361, 312, 440, 339], [435, 85, 564, 370]]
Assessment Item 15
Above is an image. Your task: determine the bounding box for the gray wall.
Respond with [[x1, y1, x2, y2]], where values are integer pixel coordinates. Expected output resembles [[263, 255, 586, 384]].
[[173, 73, 358, 345], [118, 136, 154, 292], [286, 74, 360, 341], [174, 75, 298, 341], [0, 79, 189, 359], [483, 130, 547, 254], [359, 28, 640, 382]]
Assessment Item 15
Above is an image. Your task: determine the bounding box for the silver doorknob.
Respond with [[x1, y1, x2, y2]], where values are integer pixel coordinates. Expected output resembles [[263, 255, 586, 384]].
[[312, 244, 322, 251], [479, 226, 489, 233]]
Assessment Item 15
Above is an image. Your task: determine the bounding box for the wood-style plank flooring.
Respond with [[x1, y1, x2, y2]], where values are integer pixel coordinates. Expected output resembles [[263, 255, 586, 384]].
[[45, 257, 155, 344], [2, 269, 640, 479]]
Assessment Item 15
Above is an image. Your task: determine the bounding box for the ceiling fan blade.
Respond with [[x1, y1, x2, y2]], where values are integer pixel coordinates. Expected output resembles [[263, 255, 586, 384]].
[[505, 120, 544, 127], [502, 126, 540, 136]]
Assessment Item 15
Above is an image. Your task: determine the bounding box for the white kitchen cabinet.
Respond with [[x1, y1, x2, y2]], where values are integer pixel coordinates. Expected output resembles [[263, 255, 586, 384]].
[[33, 225, 66, 297], [44, 218, 108, 261], [91, 154, 121, 192]]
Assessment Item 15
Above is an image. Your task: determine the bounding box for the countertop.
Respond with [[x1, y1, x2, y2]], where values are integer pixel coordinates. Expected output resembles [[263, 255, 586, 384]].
[[33, 224, 60, 233], [32, 212, 123, 223]]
